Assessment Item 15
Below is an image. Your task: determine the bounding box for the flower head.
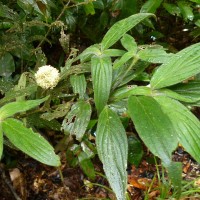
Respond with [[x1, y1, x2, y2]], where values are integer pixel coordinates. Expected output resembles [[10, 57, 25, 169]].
[[35, 65, 60, 89]]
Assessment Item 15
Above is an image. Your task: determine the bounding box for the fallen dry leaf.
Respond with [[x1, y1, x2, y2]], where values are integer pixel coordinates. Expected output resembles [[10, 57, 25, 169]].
[[9, 168, 26, 199]]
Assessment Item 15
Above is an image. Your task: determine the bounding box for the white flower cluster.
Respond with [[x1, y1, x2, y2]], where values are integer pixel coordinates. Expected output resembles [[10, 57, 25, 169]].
[[35, 65, 60, 89]]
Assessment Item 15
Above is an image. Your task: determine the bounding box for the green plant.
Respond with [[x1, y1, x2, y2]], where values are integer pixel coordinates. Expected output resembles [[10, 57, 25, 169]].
[[74, 13, 200, 200], [98, 0, 200, 47], [0, 0, 96, 78], [0, 96, 60, 166], [1, 5, 200, 200], [144, 165, 200, 199]]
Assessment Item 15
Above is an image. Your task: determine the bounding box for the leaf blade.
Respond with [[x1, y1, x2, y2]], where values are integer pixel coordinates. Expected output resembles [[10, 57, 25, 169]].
[[120, 34, 137, 53], [101, 13, 154, 50], [61, 100, 91, 141], [150, 43, 200, 89], [140, 0, 163, 13], [0, 96, 48, 120], [2, 118, 60, 166], [70, 74, 87, 99], [138, 46, 172, 64], [96, 107, 128, 200], [154, 96, 200, 163], [164, 161, 182, 198], [91, 55, 112, 114], [128, 96, 178, 164]]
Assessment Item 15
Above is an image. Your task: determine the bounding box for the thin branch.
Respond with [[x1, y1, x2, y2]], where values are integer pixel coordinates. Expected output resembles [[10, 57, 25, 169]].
[[36, 0, 95, 49]]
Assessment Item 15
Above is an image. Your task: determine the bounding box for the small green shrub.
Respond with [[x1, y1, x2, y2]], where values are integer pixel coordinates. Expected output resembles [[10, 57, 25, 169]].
[[1, 1, 200, 200]]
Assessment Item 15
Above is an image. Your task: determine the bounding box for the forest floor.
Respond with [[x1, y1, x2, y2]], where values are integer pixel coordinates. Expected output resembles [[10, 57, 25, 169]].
[[1, 145, 200, 200]]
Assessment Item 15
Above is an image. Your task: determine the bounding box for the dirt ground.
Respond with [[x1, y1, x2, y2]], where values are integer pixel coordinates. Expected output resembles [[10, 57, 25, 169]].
[[1, 145, 200, 200]]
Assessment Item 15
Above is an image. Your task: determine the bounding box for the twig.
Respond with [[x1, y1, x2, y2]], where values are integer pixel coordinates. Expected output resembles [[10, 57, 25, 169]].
[[36, 0, 95, 49]]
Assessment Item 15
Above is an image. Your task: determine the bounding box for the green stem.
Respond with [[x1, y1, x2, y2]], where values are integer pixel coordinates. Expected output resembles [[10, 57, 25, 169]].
[[58, 166, 64, 184], [112, 55, 139, 90], [83, 183, 114, 194]]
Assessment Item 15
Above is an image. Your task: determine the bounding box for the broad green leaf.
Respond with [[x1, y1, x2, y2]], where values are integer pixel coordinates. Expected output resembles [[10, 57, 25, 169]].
[[70, 74, 87, 99], [128, 96, 178, 164], [101, 13, 154, 50], [103, 49, 126, 57], [139, 0, 161, 29], [41, 102, 71, 121], [78, 45, 101, 62], [113, 52, 134, 69], [178, 1, 194, 21], [121, 34, 137, 53], [0, 85, 37, 106], [96, 107, 128, 200], [83, 2, 95, 15], [138, 47, 172, 64], [120, 0, 138, 17], [15, 73, 27, 101], [91, 55, 112, 114], [2, 118, 60, 166], [0, 52, 15, 77], [188, 101, 200, 107], [170, 81, 200, 100], [27, 113, 61, 131], [61, 100, 91, 141], [140, 0, 163, 13], [0, 96, 48, 120], [150, 43, 200, 89], [163, 3, 181, 16], [60, 63, 90, 81], [141, 18, 155, 29], [0, 78, 14, 94], [115, 61, 150, 87], [154, 96, 200, 163], [156, 88, 200, 103], [164, 162, 182, 198], [109, 101, 127, 117], [111, 86, 152, 102], [78, 152, 95, 180], [0, 125, 3, 159], [128, 135, 143, 167], [100, 11, 109, 29]]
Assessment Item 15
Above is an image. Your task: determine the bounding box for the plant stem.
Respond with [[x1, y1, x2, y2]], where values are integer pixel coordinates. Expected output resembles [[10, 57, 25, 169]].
[[58, 166, 64, 184], [36, 0, 95, 49], [112, 55, 139, 90], [83, 182, 114, 193]]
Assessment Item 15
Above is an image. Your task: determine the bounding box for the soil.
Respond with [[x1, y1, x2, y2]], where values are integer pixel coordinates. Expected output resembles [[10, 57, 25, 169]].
[[1, 145, 200, 200]]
